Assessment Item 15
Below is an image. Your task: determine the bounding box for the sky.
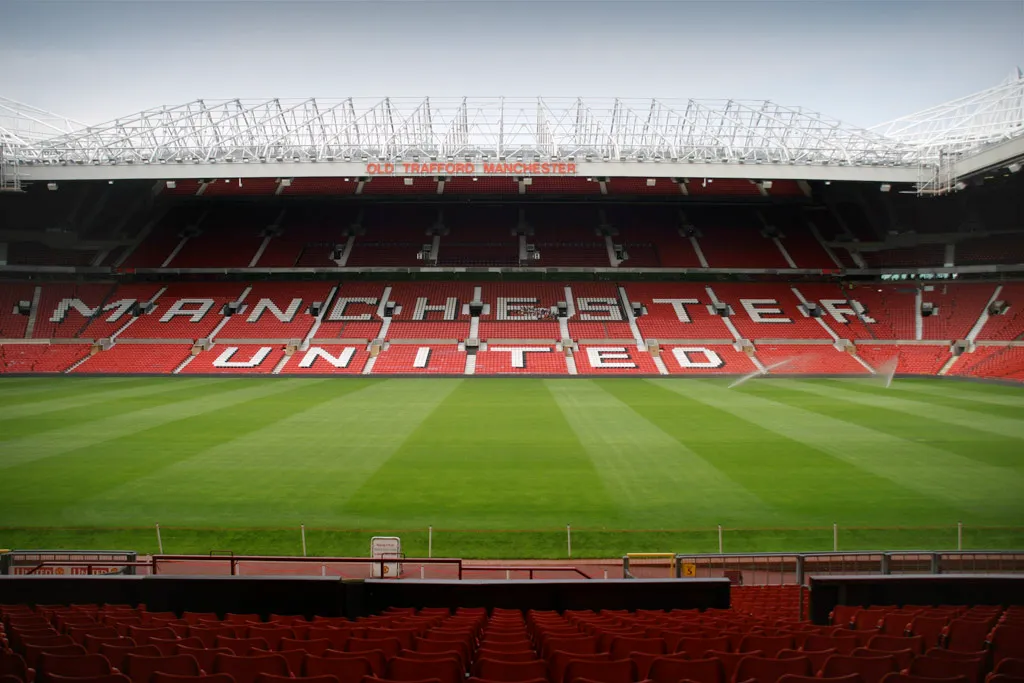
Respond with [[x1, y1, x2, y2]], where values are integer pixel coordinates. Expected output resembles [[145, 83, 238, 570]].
[[0, 0, 1022, 129]]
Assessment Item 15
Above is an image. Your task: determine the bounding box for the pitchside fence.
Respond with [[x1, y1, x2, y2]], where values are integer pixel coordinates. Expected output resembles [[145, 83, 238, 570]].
[[622, 550, 1024, 583], [4, 522, 1021, 559]]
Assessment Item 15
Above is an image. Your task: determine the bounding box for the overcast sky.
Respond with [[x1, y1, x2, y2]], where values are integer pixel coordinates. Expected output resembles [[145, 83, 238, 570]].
[[1, 0, 1021, 129]]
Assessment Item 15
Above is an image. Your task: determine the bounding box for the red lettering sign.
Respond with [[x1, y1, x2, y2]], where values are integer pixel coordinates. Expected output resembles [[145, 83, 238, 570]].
[[365, 161, 577, 176]]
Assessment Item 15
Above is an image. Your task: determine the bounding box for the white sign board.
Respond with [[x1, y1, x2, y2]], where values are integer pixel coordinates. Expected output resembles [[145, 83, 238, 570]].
[[370, 536, 402, 578]]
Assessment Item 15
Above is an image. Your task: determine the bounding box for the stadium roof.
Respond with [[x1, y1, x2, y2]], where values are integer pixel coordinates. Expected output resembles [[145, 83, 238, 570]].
[[3, 72, 1023, 189]]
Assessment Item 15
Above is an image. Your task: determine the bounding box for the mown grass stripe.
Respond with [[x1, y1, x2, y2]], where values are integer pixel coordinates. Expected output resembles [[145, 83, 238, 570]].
[[0, 377, 150, 406], [790, 379, 1024, 440], [0, 377, 231, 422], [604, 379, 946, 527], [115, 378, 461, 528], [4, 379, 339, 526], [548, 379, 779, 527], [0, 380, 247, 442], [844, 377, 1024, 408], [0, 378, 315, 470], [742, 380, 1024, 475], [343, 378, 616, 531], [79, 376, 423, 528], [655, 378, 1022, 518]]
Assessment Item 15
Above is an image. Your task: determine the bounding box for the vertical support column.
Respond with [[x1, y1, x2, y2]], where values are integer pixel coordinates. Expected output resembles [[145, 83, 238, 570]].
[[880, 553, 891, 575]]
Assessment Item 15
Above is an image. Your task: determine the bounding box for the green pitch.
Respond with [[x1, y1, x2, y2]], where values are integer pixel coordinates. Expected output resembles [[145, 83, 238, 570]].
[[1, 376, 1022, 559]]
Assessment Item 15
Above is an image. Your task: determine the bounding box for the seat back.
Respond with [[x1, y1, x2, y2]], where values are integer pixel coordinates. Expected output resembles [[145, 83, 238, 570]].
[[214, 653, 290, 683], [123, 654, 200, 683], [608, 637, 665, 660], [677, 636, 732, 657], [37, 653, 111, 682], [389, 656, 463, 683], [474, 659, 547, 682], [648, 656, 725, 683], [734, 655, 811, 683], [306, 653, 376, 679], [564, 658, 635, 683], [739, 635, 796, 657], [909, 656, 984, 683], [822, 654, 898, 683]]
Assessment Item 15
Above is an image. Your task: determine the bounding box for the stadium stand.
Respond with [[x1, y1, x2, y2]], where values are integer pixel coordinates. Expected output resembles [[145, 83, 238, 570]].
[[949, 345, 1024, 382], [474, 345, 569, 374], [372, 344, 467, 373], [3, 601, 1021, 683], [574, 344, 661, 374], [854, 344, 952, 375], [277, 344, 371, 374], [179, 344, 289, 374], [214, 282, 335, 340], [116, 283, 248, 341], [754, 345, 870, 375], [710, 284, 836, 340], [0, 283, 40, 339], [0, 277, 1020, 377], [164, 207, 269, 268], [0, 343, 91, 373], [660, 344, 758, 374], [71, 344, 193, 374]]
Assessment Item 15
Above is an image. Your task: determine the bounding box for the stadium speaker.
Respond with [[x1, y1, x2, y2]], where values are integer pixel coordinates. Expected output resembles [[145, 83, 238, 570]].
[[383, 302, 397, 317], [921, 302, 936, 317], [989, 300, 1008, 315], [556, 301, 569, 317], [308, 302, 323, 316], [801, 302, 822, 318], [469, 300, 484, 317], [712, 302, 730, 317], [14, 300, 31, 316]]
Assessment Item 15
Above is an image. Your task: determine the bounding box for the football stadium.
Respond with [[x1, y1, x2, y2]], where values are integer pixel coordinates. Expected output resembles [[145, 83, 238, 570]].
[[2, 1, 1024, 677]]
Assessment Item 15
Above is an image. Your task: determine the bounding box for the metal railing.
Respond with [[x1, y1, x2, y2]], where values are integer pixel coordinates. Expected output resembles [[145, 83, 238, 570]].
[[16, 555, 592, 580], [624, 550, 1024, 583]]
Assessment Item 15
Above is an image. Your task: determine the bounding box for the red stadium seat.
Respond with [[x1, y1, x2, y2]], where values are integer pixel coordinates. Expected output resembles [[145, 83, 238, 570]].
[[853, 649, 915, 672], [47, 676, 132, 683], [473, 659, 548, 682], [734, 655, 812, 683], [564, 659, 635, 683], [822, 655, 899, 683], [388, 656, 463, 683], [325, 649, 387, 677], [37, 653, 112, 682], [214, 653, 291, 683], [908, 656, 985, 683], [942, 620, 993, 653], [648, 656, 726, 683], [677, 636, 733, 657], [306, 653, 377, 679], [740, 635, 797, 656], [879, 675, 969, 683], [152, 675, 237, 683], [122, 654, 201, 683]]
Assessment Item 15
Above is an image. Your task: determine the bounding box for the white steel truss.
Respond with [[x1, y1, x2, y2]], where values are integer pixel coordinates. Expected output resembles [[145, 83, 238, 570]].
[[4, 74, 1022, 184], [7, 96, 923, 168], [872, 69, 1024, 159]]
